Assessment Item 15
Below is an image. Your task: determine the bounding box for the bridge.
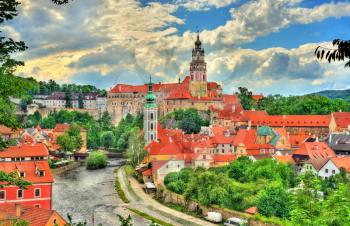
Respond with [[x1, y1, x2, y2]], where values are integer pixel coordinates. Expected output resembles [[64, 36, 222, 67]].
[[74, 152, 125, 161]]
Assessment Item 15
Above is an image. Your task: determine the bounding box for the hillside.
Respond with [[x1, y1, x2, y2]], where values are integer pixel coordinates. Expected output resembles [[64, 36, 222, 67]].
[[311, 89, 350, 101]]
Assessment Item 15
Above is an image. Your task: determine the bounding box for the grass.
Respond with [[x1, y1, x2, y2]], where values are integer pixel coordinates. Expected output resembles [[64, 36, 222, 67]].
[[115, 174, 130, 203], [124, 164, 135, 176], [122, 166, 141, 201], [127, 207, 174, 226]]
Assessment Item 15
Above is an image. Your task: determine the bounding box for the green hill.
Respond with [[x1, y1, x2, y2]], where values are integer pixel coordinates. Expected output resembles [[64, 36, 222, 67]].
[[311, 89, 350, 101]]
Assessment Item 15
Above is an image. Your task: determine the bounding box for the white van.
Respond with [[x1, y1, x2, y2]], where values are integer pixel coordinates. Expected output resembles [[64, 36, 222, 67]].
[[224, 217, 248, 226]]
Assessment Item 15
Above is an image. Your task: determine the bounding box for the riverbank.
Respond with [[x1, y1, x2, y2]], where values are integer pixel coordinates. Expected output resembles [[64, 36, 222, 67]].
[[52, 161, 83, 176]]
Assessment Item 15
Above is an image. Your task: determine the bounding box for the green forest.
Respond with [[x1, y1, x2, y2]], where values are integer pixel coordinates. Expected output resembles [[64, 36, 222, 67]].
[[164, 157, 350, 225], [237, 87, 350, 115], [26, 110, 142, 151]]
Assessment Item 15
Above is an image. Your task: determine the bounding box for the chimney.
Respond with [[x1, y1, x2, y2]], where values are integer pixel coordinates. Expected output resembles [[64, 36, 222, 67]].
[[15, 204, 22, 217]]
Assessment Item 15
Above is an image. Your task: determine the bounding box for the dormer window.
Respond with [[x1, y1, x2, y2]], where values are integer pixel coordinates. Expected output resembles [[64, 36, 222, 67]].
[[38, 170, 45, 177], [19, 172, 25, 178]]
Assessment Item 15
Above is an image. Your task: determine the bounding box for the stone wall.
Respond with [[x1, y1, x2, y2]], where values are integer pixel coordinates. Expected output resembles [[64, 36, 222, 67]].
[[52, 161, 83, 176], [159, 189, 276, 226]]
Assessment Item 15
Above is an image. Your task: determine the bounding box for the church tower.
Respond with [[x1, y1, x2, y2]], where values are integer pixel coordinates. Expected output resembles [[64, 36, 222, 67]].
[[144, 77, 158, 144], [189, 33, 208, 98]]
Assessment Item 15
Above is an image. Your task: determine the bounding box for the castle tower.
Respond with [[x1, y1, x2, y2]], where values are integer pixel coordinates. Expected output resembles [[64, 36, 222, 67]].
[[189, 33, 208, 97], [144, 77, 158, 144]]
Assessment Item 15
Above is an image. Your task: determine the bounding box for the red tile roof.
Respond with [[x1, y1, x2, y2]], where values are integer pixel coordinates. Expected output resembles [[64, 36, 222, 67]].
[[213, 154, 237, 162], [0, 204, 64, 226], [0, 144, 49, 158], [210, 126, 234, 144], [273, 155, 295, 164], [293, 142, 336, 159], [53, 124, 86, 132], [0, 125, 17, 135], [332, 112, 350, 130], [250, 114, 330, 127], [152, 160, 168, 173], [142, 168, 152, 176], [0, 161, 53, 184], [331, 156, 350, 173]]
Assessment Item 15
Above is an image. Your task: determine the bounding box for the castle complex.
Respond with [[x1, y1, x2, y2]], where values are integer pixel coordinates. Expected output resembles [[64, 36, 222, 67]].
[[107, 34, 228, 125]]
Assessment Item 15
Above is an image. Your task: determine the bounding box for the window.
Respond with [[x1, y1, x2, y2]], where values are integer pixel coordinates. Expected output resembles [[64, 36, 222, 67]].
[[17, 189, 23, 199], [332, 170, 335, 174], [38, 171, 45, 177], [150, 123, 153, 130], [0, 190, 5, 200], [19, 172, 25, 177], [35, 188, 41, 197], [35, 204, 41, 208], [150, 113, 154, 120], [325, 169, 329, 173]]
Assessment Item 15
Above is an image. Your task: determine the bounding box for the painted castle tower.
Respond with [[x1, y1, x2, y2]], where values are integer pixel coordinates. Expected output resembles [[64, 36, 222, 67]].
[[144, 77, 158, 144], [189, 33, 208, 98]]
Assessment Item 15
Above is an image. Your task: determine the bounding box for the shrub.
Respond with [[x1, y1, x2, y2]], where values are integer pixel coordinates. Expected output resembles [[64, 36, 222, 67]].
[[86, 151, 108, 169]]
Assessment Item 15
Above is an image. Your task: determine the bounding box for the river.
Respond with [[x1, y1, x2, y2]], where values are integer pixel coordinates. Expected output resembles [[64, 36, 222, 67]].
[[52, 160, 147, 226]]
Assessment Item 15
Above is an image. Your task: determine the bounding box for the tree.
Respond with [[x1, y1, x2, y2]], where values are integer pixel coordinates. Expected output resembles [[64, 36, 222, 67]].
[[0, 171, 31, 189], [78, 92, 84, 109], [56, 133, 75, 154], [100, 131, 115, 150], [20, 95, 33, 112], [256, 183, 291, 218], [236, 87, 255, 110], [126, 127, 146, 166], [315, 39, 350, 68], [99, 111, 112, 130], [65, 90, 73, 108]]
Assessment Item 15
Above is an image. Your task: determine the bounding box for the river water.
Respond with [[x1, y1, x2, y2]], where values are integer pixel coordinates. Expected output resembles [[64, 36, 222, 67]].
[[53, 160, 141, 226]]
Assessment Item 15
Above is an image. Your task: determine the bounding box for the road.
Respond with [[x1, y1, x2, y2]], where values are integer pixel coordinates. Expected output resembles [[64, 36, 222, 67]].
[[117, 166, 217, 226]]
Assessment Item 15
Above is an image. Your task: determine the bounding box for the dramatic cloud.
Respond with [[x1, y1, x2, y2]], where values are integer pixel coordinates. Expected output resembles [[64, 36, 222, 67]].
[[7, 0, 350, 95]]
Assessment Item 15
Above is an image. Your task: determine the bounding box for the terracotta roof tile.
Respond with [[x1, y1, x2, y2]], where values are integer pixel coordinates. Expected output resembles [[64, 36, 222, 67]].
[[0, 161, 53, 184], [0, 204, 64, 226], [0, 144, 49, 158]]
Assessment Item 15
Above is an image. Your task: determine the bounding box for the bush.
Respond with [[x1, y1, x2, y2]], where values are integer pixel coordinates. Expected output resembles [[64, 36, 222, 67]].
[[86, 151, 108, 169]]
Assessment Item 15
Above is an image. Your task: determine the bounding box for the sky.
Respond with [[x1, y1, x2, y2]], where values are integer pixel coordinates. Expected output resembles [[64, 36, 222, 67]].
[[5, 0, 350, 95]]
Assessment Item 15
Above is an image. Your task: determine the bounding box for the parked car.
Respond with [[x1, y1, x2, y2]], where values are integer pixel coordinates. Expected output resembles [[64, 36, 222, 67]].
[[206, 211, 222, 223], [224, 217, 248, 226]]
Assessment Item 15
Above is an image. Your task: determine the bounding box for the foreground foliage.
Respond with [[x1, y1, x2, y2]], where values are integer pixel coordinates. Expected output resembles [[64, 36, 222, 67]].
[[164, 157, 350, 224]]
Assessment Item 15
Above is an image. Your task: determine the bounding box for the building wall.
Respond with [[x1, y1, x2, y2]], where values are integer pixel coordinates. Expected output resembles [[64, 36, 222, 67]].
[[0, 184, 52, 210], [155, 160, 184, 184], [318, 160, 339, 179], [300, 163, 317, 175]]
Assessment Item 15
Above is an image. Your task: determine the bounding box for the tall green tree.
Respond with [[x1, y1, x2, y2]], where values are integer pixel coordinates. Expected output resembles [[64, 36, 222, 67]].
[[100, 131, 115, 150], [236, 87, 255, 110], [126, 127, 146, 166], [256, 183, 291, 218]]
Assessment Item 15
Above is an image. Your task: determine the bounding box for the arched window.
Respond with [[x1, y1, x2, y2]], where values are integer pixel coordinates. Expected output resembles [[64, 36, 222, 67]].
[[150, 113, 154, 120], [151, 123, 153, 130], [151, 134, 154, 140]]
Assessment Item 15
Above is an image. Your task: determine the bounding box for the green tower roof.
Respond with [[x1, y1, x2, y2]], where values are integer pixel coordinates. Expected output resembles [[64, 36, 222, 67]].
[[144, 76, 157, 109]]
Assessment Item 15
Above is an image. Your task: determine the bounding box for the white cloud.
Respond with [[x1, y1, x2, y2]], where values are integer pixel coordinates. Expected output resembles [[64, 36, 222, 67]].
[[176, 0, 238, 11]]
